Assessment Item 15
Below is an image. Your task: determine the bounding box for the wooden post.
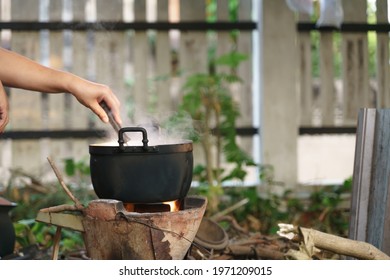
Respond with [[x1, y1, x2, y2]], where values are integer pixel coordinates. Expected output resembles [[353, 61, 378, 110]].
[[349, 108, 390, 255], [51, 226, 62, 260]]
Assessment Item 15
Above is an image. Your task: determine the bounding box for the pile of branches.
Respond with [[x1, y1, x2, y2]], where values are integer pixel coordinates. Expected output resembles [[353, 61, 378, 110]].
[[187, 216, 390, 260], [185, 197, 390, 260]]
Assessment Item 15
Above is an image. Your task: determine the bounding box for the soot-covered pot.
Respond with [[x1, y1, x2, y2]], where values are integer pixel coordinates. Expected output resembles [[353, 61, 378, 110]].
[[89, 127, 193, 203], [0, 197, 16, 258]]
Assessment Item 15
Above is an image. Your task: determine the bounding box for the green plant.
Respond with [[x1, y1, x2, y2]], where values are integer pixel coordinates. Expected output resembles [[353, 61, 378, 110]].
[[172, 51, 256, 212], [303, 176, 352, 236], [4, 159, 94, 257], [14, 218, 84, 255]]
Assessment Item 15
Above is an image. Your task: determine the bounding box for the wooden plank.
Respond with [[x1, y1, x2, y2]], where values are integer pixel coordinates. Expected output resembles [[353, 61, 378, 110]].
[[179, 0, 208, 77], [366, 109, 390, 253], [72, 0, 91, 131], [349, 108, 376, 242], [216, 0, 232, 73], [44, 0, 68, 170], [217, 0, 253, 158], [0, 0, 11, 173], [9, 0, 42, 173], [341, 0, 370, 124], [70, 0, 94, 161], [376, 0, 389, 108], [155, 0, 174, 113], [236, 0, 253, 156], [47, 0, 64, 131], [167, 0, 181, 109], [132, 0, 149, 119], [319, 32, 335, 126], [298, 12, 313, 126], [36, 211, 85, 232], [384, 178, 390, 254], [349, 108, 390, 255], [178, 1, 208, 169], [95, 0, 125, 130]]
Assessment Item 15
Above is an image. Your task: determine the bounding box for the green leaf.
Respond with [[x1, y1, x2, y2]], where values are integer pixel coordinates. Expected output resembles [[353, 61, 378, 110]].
[[215, 51, 248, 68], [64, 158, 75, 176]]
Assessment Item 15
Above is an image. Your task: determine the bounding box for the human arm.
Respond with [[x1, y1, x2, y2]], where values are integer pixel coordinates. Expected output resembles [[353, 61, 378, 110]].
[[0, 80, 9, 133], [0, 47, 121, 124]]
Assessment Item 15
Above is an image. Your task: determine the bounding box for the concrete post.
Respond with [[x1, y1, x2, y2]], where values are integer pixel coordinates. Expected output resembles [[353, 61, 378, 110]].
[[259, 0, 298, 187]]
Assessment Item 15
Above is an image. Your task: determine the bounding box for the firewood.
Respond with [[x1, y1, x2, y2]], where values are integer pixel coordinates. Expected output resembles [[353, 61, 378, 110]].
[[225, 244, 285, 260], [46, 157, 84, 211], [214, 215, 248, 234], [211, 198, 249, 220], [39, 204, 80, 213], [278, 223, 390, 260]]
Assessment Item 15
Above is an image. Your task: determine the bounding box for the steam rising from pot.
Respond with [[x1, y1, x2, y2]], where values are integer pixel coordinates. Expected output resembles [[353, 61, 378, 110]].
[[101, 110, 196, 147]]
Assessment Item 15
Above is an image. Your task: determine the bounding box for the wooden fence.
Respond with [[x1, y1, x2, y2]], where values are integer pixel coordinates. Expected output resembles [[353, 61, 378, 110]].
[[1, 0, 390, 188], [0, 0, 256, 181], [297, 0, 390, 130], [265, 0, 390, 187]]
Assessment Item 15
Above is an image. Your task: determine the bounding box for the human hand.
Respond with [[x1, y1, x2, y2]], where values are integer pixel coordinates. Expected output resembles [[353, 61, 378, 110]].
[[68, 77, 122, 125], [0, 81, 9, 133]]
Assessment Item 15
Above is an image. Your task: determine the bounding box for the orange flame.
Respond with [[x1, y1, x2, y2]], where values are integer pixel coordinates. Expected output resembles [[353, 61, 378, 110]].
[[123, 200, 181, 213], [163, 200, 181, 212]]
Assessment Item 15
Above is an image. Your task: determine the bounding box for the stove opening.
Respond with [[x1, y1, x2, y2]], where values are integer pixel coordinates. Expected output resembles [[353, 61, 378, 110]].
[[123, 199, 182, 213]]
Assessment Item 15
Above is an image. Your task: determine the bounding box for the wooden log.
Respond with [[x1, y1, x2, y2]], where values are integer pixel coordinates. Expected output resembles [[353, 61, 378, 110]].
[[225, 244, 285, 260], [279, 224, 390, 260]]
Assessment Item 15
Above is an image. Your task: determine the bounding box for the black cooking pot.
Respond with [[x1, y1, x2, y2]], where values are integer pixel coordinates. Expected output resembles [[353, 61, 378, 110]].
[[89, 127, 193, 203], [0, 197, 16, 258]]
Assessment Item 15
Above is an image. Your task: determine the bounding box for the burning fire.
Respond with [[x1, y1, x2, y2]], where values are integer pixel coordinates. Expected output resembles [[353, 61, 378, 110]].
[[123, 200, 181, 213], [163, 200, 181, 212]]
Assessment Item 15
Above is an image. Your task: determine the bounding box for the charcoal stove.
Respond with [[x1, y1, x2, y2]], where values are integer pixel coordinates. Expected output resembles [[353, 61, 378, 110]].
[[35, 195, 207, 260]]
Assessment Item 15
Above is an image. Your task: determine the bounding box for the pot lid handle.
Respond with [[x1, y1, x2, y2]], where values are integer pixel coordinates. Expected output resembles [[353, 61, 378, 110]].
[[118, 127, 149, 151]]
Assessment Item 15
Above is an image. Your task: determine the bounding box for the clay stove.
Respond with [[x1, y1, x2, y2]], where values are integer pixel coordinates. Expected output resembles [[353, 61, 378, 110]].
[[36, 195, 207, 260], [83, 196, 207, 260]]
